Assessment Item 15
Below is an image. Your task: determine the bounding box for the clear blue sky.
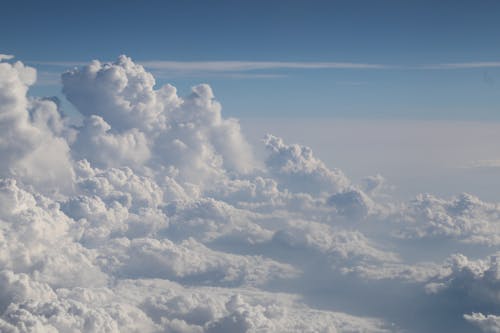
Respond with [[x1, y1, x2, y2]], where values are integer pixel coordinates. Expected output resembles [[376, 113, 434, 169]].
[[2, 0, 500, 119]]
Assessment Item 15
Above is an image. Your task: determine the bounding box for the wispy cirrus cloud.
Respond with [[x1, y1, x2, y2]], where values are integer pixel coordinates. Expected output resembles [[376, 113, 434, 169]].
[[27, 59, 500, 71], [21, 58, 500, 85], [463, 159, 500, 169], [27, 59, 389, 72], [418, 61, 500, 69], [0, 54, 14, 61], [139, 60, 388, 71], [26, 60, 388, 82]]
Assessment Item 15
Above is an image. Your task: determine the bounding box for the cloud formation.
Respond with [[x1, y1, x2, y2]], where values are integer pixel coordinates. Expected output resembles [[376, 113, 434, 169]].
[[0, 55, 499, 332]]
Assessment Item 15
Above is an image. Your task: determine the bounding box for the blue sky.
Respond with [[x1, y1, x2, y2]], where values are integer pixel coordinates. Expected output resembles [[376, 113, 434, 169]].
[[2, 0, 500, 119]]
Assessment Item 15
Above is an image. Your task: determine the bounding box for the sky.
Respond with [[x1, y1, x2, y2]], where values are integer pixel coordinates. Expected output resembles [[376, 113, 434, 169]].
[[2, 2, 500, 333], [2, 0, 500, 119]]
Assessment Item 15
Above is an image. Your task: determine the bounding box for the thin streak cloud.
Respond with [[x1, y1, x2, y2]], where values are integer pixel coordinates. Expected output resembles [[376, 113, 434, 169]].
[[463, 159, 500, 169], [139, 60, 389, 71], [0, 54, 14, 61], [27, 59, 500, 73], [24, 58, 500, 86], [28, 60, 389, 71], [419, 62, 500, 69]]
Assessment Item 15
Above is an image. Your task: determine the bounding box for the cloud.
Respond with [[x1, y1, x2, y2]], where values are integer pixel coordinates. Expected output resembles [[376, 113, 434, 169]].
[[63, 56, 256, 188], [32, 60, 388, 71], [263, 134, 350, 195], [26, 58, 500, 88], [424, 253, 500, 305], [2, 54, 500, 333], [62, 56, 169, 132], [464, 159, 500, 169], [27, 59, 389, 82], [393, 193, 500, 245], [0, 58, 74, 192], [139, 60, 388, 72], [465, 313, 500, 333], [0, 54, 14, 61], [72, 115, 151, 169], [420, 62, 500, 69], [29, 58, 500, 78]]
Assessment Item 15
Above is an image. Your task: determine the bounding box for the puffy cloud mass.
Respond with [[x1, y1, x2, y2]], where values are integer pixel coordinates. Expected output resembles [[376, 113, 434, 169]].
[[0, 54, 498, 332], [465, 313, 500, 333], [62, 56, 254, 184], [0, 57, 73, 192]]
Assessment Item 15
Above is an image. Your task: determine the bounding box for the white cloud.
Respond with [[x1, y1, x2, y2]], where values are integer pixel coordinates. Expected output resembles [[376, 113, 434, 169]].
[[72, 115, 151, 169], [140, 60, 388, 72], [424, 253, 500, 304], [464, 159, 500, 169], [263, 134, 350, 195], [63, 56, 256, 189], [32, 60, 388, 71], [0, 54, 14, 61], [420, 62, 500, 69], [0, 59, 74, 192], [62, 56, 170, 132], [29, 58, 500, 81], [2, 54, 500, 333], [393, 193, 500, 245], [465, 313, 500, 333]]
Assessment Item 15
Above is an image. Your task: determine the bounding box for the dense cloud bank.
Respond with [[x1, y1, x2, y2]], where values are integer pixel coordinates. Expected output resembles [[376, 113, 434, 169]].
[[0, 55, 499, 332]]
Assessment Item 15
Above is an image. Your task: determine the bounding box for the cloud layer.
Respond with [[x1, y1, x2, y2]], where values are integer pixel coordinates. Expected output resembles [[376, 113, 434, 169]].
[[0, 54, 499, 332]]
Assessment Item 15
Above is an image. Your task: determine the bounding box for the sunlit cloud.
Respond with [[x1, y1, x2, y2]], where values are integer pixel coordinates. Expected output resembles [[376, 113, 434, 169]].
[[1, 54, 500, 333]]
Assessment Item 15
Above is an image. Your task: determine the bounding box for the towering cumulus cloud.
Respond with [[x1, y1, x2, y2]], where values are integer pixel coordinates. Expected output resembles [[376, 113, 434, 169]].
[[0, 57, 73, 192], [0, 54, 499, 333], [62, 56, 254, 184]]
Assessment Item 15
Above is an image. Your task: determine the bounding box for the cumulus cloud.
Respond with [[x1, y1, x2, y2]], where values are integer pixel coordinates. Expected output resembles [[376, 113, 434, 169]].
[[64, 56, 255, 188], [1, 54, 499, 333], [263, 134, 349, 195], [0, 57, 74, 192], [465, 313, 500, 333], [424, 253, 500, 306], [62, 56, 168, 132], [393, 193, 500, 245]]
